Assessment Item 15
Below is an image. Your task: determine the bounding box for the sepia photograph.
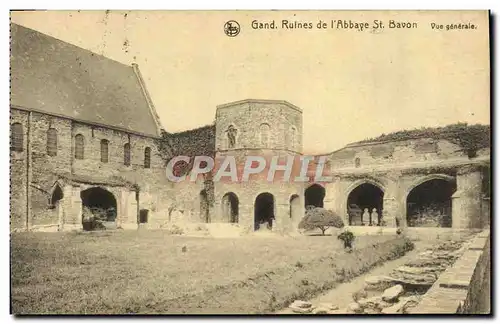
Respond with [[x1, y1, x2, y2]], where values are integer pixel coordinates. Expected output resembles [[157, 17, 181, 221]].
[[9, 9, 491, 315]]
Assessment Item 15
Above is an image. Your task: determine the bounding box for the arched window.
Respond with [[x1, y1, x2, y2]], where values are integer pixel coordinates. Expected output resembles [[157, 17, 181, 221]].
[[260, 123, 270, 147], [227, 125, 238, 149], [124, 143, 131, 166], [355, 157, 361, 168], [100, 139, 109, 163], [47, 128, 57, 156], [75, 134, 84, 159], [11, 123, 23, 152], [144, 147, 151, 168]]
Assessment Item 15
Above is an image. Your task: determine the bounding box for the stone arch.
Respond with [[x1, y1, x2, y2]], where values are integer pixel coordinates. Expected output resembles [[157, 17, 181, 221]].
[[404, 174, 456, 201], [254, 192, 275, 230], [304, 183, 325, 209], [405, 175, 456, 228], [221, 192, 239, 223], [346, 180, 385, 226], [49, 183, 64, 207], [80, 187, 117, 230]]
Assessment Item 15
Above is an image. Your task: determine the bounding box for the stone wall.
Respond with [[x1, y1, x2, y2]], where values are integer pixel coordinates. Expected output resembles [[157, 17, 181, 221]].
[[459, 233, 491, 314], [10, 109, 29, 231], [215, 100, 303, 153], [410, 230, 490, 314], [10, 107, 174, 231], [329, 138, 468, 170]]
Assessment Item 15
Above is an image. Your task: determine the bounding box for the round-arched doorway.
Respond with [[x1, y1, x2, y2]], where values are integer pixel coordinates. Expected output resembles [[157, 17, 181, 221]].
[[347, 183, 384, 226], [80, 187, 117, 230], [221, 192, 239, 223], [254, 192, 275, 230], [406, 178, 456, 227]]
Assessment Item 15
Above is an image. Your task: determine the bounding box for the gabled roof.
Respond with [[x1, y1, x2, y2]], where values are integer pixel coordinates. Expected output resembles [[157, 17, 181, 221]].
[[10, 23, 162, 137]]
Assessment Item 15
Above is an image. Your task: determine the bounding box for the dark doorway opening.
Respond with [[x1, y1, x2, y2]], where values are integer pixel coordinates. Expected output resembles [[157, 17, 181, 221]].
[[81, 187, 117, 231], [139, 209, 149, 223], [347, 183, 384, 226], [406, 179, 456, 227], [222, 192, 239, 223], [304, 184, 325, 209], [254, 192, 275, 230], [50, 184, 63, 208]]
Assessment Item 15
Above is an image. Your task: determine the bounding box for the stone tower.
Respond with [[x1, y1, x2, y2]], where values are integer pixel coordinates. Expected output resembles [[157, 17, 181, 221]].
[[213, 99, 304, 233]]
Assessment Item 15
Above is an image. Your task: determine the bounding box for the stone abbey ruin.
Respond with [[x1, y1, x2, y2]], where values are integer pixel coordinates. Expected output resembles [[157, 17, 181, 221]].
[[10, 23, 491, 234]]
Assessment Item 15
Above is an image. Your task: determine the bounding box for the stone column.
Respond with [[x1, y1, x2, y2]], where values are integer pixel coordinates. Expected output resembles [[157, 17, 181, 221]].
[[382, 197, 399, 227], [382, 178, 403, 228], [238, 204, 253, 231], [127, 190, 138, 229], [273, 203, 288, 234], [452, 166, 482, 229], [64, 185, 82, 231], [57, 199, 64, 231]]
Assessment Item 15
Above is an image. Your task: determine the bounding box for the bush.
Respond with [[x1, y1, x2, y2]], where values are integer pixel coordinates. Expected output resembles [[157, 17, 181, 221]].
[[81, 207, 111, 231], [298, 207, 344, 235], [338, 229, 355, 250]]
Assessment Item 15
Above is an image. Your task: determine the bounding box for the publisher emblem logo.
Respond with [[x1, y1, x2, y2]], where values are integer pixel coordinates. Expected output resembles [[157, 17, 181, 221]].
[[224, 20, 240, 37]]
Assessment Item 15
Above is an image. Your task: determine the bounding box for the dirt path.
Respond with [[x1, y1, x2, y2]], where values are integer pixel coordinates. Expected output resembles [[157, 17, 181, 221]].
[[276, 241, 431, 314]]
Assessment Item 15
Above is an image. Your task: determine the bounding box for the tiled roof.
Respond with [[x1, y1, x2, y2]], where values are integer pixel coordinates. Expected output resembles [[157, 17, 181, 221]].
[[10, 23, 161, 137]]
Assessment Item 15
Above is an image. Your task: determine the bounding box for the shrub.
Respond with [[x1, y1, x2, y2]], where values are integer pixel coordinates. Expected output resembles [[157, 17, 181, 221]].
[[298, 207, 344, 235], [81, 207, 110, 231], [338, 229, 355, 250]]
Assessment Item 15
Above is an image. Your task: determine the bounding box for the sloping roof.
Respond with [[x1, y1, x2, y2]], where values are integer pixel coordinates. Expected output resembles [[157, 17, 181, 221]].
[[10, 23, 161, 137]]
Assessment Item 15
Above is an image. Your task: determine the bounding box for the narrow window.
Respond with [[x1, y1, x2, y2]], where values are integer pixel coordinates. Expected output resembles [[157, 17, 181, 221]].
[[144, 147, 151, 168], [260, 123, 270, 147], [75, 134, 84, 159], [11, 123, 23, 152], [47, 128, 58, 156], [124, 143, 131, 166], [100, 139, 109, 163], [355, 157, 361, 168]]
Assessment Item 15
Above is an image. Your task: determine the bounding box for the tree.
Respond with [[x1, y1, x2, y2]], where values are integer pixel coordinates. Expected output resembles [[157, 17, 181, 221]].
[[298, 207, 344, 235]]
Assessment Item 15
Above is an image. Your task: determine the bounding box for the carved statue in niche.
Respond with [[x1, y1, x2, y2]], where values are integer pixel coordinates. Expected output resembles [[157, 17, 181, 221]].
[[362, 208, 370, 225], [371, 208, 379, 226], [227, 125, 237, 148]]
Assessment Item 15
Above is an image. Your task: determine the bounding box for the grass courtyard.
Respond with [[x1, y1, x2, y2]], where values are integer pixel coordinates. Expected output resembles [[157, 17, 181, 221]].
[[11, 230, 412, 314]]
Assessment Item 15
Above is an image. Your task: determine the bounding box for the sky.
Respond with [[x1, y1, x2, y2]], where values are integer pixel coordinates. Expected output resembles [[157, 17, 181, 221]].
[[11, 10, 490, 154]]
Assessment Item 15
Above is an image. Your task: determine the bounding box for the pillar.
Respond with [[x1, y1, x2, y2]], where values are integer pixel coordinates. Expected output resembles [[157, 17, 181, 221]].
[[63, 185, 82, 231], [382, 197, 399, 227], [382, 178, 404, 228], [119, 188, 138, 230], [452, 166, 482, 229], [274, 203, 288, 234]]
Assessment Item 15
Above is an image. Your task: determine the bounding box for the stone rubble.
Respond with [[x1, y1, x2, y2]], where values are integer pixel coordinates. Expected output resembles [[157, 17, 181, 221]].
[[382, 284, 404, 302], [289, 300, 314, 314], [286, 239, 467, 315]]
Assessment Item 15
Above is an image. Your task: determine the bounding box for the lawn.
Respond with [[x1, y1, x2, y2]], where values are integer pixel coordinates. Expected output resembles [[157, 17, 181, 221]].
[[11, 230, 411, 314]]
